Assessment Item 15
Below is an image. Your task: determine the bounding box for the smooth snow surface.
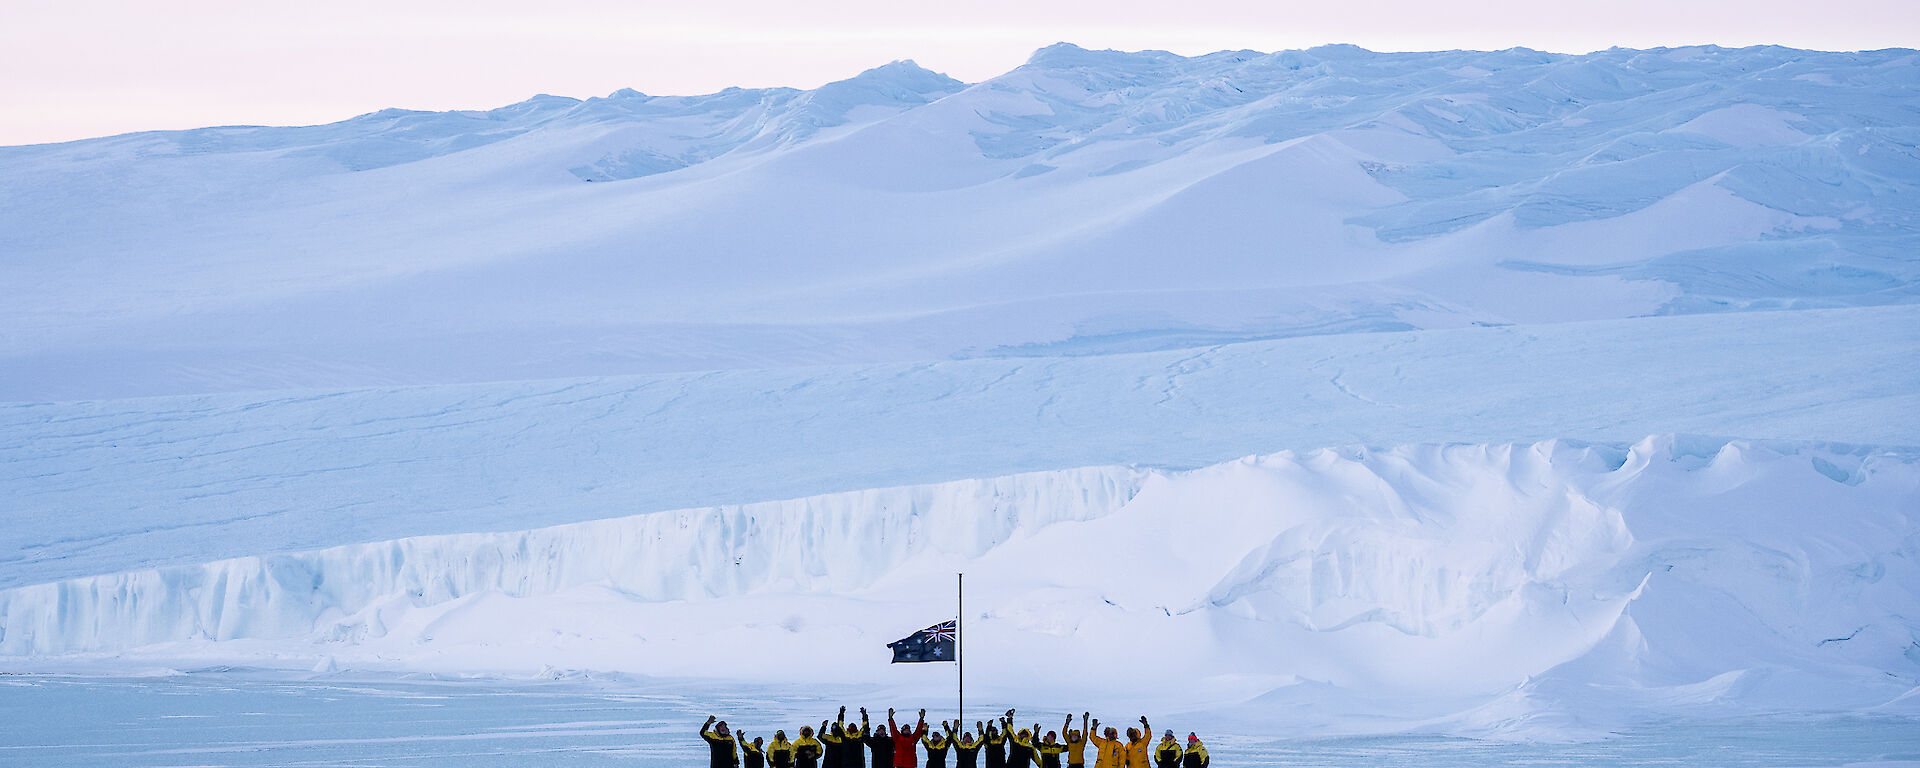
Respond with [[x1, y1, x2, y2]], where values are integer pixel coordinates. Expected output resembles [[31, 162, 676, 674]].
[[3, 45, 1917, 400], [5, 305, 1916, 588], [3, 675, 1919, 765]]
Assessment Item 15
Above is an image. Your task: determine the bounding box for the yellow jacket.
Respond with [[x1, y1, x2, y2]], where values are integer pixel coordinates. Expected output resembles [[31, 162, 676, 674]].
[[1181, 741, 1208, 768], [1036, 741, 1068, 766], [794, 736, 824, 764], [767, 737, 796, 764], [1088, 734, 1124, 768], [1154, 740, 1182, 766], [1065, 735, 1087, 765], [1123, 731, 1152, 768]]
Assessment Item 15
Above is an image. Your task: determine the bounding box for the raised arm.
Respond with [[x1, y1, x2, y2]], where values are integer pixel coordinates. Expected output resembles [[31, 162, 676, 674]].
[[916, 709, 929, 738], [888, 707, 899, 734], [1081, 712, 1089, 735], [861, 707, 871, 733], [1138, 717, 1151, 743]]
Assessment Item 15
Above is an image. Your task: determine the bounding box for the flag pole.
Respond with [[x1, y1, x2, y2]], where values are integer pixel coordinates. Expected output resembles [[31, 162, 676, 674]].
[[957, 571, 964, 731]]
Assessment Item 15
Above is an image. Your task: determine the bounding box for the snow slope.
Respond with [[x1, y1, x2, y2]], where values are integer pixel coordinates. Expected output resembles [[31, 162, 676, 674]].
[[4, 436, 1915, 735], [3, 44, 1917, 400], [6, 304, 1916, 590]]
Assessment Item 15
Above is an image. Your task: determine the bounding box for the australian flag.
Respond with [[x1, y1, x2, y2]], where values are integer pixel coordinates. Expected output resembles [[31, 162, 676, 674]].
[[888, 620, 956, 663]]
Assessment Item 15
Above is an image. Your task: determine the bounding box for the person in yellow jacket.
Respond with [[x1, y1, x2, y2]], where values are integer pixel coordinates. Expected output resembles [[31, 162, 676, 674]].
[[1063, 713, 1089, 768], [1122, 718, 1152, 768], [1085, 719, 1124, 768], [768, 731, 798, 768], [1179, 734, 1208, 768], [1152, 731, 1181, 768], [795, 725, 825, 768]]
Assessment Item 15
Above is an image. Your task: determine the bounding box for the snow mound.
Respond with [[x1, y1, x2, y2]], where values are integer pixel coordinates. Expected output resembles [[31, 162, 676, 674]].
[[3, 436, 1914, 734]]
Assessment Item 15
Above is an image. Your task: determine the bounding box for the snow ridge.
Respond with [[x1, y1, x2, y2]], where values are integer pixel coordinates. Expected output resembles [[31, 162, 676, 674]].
[[3, 436, 1914, 734]]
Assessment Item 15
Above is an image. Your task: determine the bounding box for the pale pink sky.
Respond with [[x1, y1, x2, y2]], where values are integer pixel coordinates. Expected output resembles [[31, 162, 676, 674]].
[[2, 0, 1913, 145]]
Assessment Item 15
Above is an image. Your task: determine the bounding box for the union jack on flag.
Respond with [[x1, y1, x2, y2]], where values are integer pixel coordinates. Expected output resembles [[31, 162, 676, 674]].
[[887, 620, 957, 663]]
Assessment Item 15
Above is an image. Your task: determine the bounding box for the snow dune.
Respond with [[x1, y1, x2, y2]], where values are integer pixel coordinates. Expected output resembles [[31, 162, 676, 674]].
[[3, 436, 1914, 734]]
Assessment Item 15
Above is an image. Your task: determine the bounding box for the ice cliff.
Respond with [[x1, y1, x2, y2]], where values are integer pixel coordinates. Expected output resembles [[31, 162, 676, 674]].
[[4, 436, 1914, 730]]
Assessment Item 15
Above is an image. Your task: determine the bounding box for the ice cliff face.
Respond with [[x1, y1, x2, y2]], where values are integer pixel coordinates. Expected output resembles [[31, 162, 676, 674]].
[[4, 436, 1914, 727], [2, 45, 1915, 400]]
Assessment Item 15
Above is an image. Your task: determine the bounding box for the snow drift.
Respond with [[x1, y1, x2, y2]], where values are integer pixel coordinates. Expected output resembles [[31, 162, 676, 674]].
[[4, 436, 1915, 731]]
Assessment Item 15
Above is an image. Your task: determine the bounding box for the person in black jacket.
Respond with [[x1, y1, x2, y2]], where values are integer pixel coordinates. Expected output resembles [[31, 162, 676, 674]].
[[862, 708, 893, 768], [741, 734, 767, 768], [843, 707, 869, 768], [953, 727, 982, 768], [704, 716, 741, 768], [797, 726, 825, 768], [824, 711, 856, 768], [979, 720, 1006, 768], [923, 721, 956, 768], [768, 731, 797, 768], [1003, 712, 1035, 768]]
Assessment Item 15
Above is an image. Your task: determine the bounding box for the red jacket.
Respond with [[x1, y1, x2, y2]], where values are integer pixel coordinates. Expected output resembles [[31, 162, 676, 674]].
[[888, 717, 927, 767]]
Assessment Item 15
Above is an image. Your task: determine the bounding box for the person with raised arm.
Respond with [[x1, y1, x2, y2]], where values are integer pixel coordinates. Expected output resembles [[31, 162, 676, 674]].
[[825, 708, 859, 768], [888, 707, 930, 768], [981, 719, 1007, 768], [953, 723, 982, 768], [796, 725, 825, 768], [922, 720, 956, 768], [1180, 733, 1208, 768], [844, 708, 869, 768], [1034, 725, 1068, 768], [863, 708, 893, 768], [741, 732, 767, 768], [1122, 718, 1152, 768], [1064, 713, 1089, 768], [1004, 712, 1036, 768], [769, 730, 798, 768], [1086, 718, 1123, 768], [704, 716, 741, 768]]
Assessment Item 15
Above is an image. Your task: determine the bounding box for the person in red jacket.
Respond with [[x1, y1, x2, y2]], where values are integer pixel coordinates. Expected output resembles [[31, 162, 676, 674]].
[[888, 708, 929, 768]]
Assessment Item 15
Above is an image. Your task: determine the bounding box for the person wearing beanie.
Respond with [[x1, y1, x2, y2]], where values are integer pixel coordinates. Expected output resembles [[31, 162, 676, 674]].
[[1086, 719, 1124, 768], [1122, 718, 1152, 768], [923, 721, 956, 768], [704, 716, 741, 768], [1152, 731, 1181, 768], [1180, 734, 1208, 768], [1064, 714, 1090, 768], [889, 708, 930, 768], [769, 731, 798, 768], [741, 734, 767, 768]]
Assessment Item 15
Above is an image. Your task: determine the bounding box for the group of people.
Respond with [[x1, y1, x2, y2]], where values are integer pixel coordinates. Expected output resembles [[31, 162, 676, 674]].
[[700, 708, 1209, 768]]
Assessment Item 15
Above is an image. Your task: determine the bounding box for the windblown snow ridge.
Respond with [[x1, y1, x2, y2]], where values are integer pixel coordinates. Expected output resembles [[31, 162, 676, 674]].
[[2, 435, 1914, 728], [0, 465, 1142, 655]]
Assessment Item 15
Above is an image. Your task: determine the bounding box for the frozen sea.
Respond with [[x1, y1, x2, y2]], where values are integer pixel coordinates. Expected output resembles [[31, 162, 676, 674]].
[[3, 673, 1917, 767]]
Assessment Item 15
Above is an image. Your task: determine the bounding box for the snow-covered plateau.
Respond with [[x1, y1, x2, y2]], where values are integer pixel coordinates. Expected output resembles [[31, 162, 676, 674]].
[[2, 44, 1916, 401], [3, 42, 1920, 758]]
